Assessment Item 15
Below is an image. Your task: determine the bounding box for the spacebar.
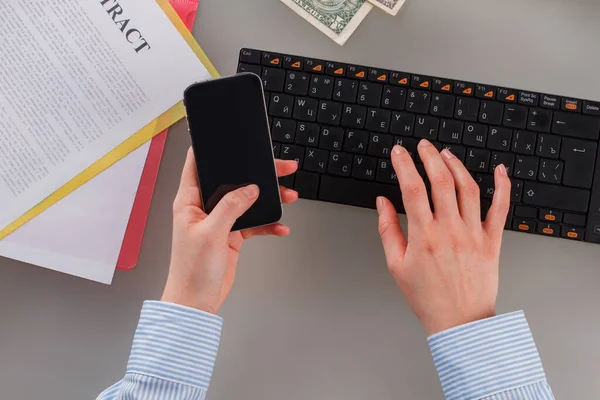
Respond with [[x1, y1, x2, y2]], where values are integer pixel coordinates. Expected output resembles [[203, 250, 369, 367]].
[[319, 175, 404, 212]]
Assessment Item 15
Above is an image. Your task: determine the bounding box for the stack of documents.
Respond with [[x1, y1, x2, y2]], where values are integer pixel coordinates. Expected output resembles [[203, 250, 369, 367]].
[[0, 0, 216, 283]]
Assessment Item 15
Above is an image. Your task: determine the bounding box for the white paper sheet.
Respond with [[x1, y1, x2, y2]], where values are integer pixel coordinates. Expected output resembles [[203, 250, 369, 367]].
[[0, 0, 206, 230], [0, 144, 150, 284]]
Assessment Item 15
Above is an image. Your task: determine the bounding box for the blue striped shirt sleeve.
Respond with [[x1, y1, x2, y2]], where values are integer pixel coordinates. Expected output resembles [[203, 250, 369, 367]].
[[97, 301, 223, 400], [428, 311, 554, 400]]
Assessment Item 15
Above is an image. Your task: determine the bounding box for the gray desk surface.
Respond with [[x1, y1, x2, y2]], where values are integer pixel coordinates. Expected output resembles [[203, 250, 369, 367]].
[[2, 0, 600, 398]]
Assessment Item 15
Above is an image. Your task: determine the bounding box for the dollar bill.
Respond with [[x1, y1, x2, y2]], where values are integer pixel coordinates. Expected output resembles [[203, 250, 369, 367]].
[[367, 0, 406, 15], [281, 0, 373, 46]]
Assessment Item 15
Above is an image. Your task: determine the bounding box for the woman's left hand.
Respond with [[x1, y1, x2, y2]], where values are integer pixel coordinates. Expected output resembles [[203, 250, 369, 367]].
[[161, 148, 298, 314]]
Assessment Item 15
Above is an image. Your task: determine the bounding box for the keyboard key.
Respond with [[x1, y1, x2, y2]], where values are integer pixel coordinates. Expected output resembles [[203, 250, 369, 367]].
[[431, 93, 455, 118], [326, 61, 346, 76], [352, 155, 378, 180], [294, 171, 320, 199], [320, 126, 344, 150], [411, 74, 431, 89], [512, 131, 537, 155], [537, 222, 560, 237], [439, 120, 464, 144], [513, 218, 536, 233], [535, 134, 561, 159], [523, 182, 590, 213], [414, 116, 440, 141], [262, 52, 282, 67], [366, 108, 391, 133], [539, 209, 562, 222], [479, 101, 504, 125], [490, 152, 515, 176], [262, 67, 285, 91], [552, 111, 600, 140], [514, 155, 539, 180], [296, 122, 320, 146], [309, 75, 334, 99], [271, 118, 296, 143], [561, 98, 580, 112], [341, 104, 367, 129], [285, 71, 310, 95], [538, 159, 563, 184], [269, 93, 294, 118], [279, 174, 294, 189], [382, 86, 407, 110], [294, 97, 319, 121], [305, 58, 325, 73], [358, 82, 383, 107], [476, 85, 496, 99], [344, 130, 369, 154], [559, 138, 598, 189], [561, 226, 584, 241], [369, 68, 389, 83], [368, 133, 394, 157], [476, 174, 496, 198], [319, 175, 404, 211], [514, 205, 537, 219], [433, 78, 453, 93], [583, 101, 600, 116], [304, 148, 329, 173], [454, 81, 474, 96], [347, 65, 368, 80], [498, 88, 517, 103], [240, 48, 261, 64], [394, 137, 419, 159], [272, 142, 281, 158], [237, 63, 262, 75], [463, 123, 487, 148], [527, 108, 553, 133], [333, 78, 359, 103], [283, 55, 304, 70], [390, 71, 410, 86], [518, 91, 539, 106], [377, 158, 398, 184], [455, 97, 479, 122], [564, 213, 586, 227], [465, 148, 491, 172], [540, 94, 560, 109], [390, 112, 415, 136], [503, 104, 528, 129], [317, 101, 343, 125], [512, 179, 524, 203], [440, 143, 467, 162], [407, 90, 431, 114], [487, 127, 512, 151], [328, 152, 353, 176], [280, 144, 305, 167]]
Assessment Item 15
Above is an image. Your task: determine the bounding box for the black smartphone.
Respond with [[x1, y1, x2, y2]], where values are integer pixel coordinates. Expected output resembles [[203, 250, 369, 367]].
[[184, 73, 281, 231]]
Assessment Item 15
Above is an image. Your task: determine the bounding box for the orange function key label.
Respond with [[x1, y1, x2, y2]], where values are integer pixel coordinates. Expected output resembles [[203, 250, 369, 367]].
[[454, 81, 474, 96], [347, 65, 367, 80], [261, 52, 282, 67], [368, 68, 388, 83], [411, 74, 431, 89], [433, 78, 453, 93], [283, 55, 304, 70], [326, 61, 346, 76], [304, 58, 325, 73], [498, 88, 518, 103], [562, 98, 581, 112]]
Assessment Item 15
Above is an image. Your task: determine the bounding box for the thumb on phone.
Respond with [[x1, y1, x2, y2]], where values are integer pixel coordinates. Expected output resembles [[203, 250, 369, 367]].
[[206, 185, 260, 232]]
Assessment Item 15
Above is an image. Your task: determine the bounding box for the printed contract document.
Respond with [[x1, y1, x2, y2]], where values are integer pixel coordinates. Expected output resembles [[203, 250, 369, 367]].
[[0, 0, 206, 230]]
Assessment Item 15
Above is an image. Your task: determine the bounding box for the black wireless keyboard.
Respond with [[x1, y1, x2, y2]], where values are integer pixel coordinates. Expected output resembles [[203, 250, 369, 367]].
[[237, 48, 600, 244]]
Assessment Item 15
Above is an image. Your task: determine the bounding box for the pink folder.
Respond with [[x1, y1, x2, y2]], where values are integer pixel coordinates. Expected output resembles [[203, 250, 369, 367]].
[[117, 0, 200, 271]]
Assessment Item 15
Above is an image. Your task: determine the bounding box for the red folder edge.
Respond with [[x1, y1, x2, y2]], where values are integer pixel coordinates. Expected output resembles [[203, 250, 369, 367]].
[[116, 0, 199, 271]]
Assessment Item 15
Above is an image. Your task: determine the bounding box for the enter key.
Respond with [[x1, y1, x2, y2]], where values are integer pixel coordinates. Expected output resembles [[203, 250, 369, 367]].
[[560, 138, 598, 189]]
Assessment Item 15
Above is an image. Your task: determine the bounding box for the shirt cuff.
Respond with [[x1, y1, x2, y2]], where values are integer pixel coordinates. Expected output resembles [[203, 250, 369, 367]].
[[427, 311, 547, 400], [126, 300, 223, 391]]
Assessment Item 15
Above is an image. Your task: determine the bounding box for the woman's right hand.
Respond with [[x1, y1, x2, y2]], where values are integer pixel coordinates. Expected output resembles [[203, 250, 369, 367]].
[[376, 139, 512, 336]]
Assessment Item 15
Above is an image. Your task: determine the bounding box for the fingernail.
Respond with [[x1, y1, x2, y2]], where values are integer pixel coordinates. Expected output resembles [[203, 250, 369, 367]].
[[376, 196, 384, 214], [441, 149, 455, 160], [418, 139, 432, 148], [497, 164, 507, 176], [393, 145, 405, 155], [242, 184, 259, 199]]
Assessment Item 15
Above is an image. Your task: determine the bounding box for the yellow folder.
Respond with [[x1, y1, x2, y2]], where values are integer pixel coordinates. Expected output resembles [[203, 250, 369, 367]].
[[0, 0, 220, 240]]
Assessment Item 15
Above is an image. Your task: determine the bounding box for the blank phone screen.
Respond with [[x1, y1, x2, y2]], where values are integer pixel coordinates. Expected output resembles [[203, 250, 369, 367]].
[[184, 73, 281, 231]]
